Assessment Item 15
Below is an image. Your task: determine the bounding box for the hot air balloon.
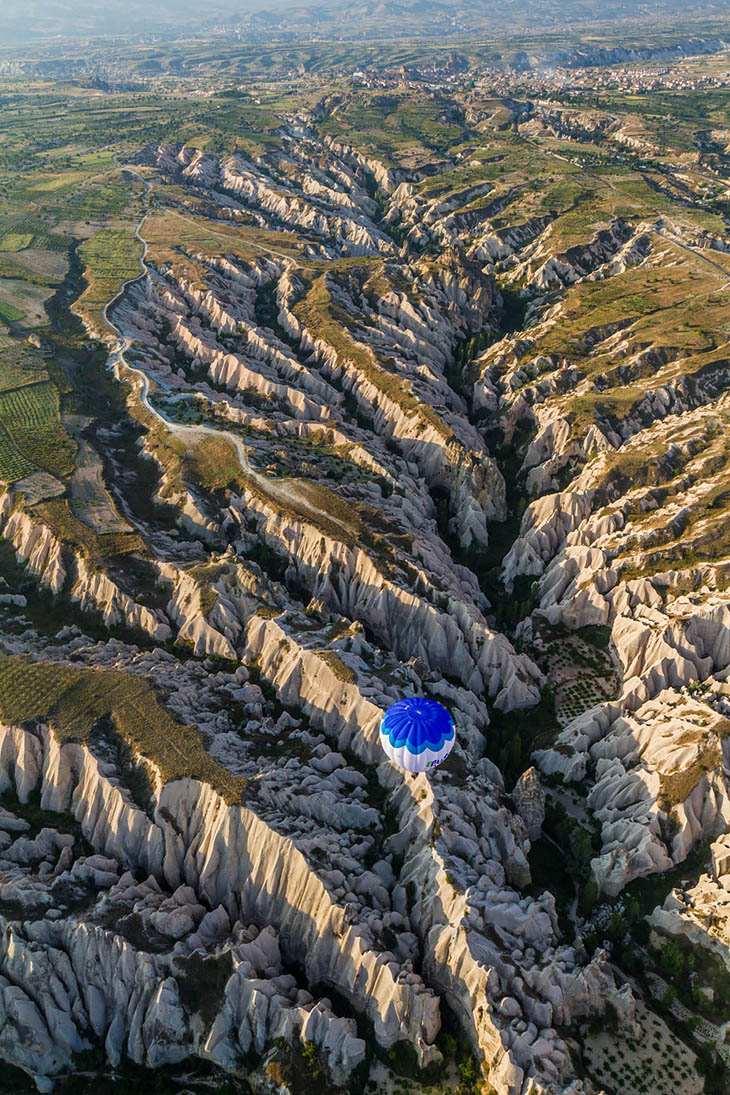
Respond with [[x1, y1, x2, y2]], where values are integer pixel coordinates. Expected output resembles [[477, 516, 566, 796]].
[[380, 697, 455, 774]]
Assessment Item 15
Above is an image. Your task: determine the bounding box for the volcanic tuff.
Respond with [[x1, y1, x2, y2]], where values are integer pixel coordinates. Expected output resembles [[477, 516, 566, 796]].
[[2, 66, 730, 1095]]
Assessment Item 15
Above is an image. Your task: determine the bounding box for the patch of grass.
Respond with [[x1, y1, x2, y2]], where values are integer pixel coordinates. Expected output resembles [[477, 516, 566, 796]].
[[0, 298, 25, 323], [142, 211, 300, 290], [30, 498, 143, 561], [316, 648, 357, 684], [658, 742, 721, 810], [0, 379, 74, 479], [185, 435, 242, 493], [0, 233, 33, 253], [0, 649, 246, 804]]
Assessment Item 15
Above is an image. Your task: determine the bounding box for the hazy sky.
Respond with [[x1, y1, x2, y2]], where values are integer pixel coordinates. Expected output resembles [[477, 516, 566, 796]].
[[0, 0, 319, 42]]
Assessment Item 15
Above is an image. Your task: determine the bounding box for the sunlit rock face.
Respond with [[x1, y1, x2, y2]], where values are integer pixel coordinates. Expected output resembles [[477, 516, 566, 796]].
[[6, 71, 730, 1095]]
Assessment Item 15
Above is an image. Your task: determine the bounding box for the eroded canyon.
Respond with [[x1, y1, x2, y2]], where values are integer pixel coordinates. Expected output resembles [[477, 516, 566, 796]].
[[1, 56, 730, 1095]]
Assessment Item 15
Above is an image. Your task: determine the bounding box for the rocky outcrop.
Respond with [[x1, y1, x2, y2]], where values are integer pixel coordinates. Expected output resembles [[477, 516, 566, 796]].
[[244, 613, 616, 1095], [512, 767, 546, 840], [0, 492, 171, 642], [72, 558, 172, 642], [0, 719, 440, 1087], [155, 144, 396, 257], [231, 489, 541, 709], [163, 555, 277, 661], [0, 494, 66, 593], [11, 83, 729, 1095]]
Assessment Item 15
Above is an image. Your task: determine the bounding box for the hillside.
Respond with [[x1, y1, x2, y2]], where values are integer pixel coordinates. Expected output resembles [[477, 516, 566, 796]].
[[1, 30, 730, 1095]]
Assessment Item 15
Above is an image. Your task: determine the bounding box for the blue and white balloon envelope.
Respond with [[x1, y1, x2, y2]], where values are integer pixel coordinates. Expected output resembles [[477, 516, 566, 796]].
[[380, 697, 455, 774]]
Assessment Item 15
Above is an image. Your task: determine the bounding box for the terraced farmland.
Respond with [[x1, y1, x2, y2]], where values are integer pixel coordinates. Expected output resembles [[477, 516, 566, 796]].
[[0, 342, 47, 392], [0, 213, 68, 254], [75, 227, 144, 335], [0, 379, 74, 481], [0, 423, 36, 482]]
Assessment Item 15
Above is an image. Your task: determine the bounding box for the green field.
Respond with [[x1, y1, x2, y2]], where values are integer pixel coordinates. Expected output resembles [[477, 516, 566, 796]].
[[0, 380, 74, 481], [0, 340, 48, 392], [0, 299, 24, 323], [318, 91, 468, 161], [0, 650, 246, 804], [0, 213, 69, 255], [75, 227, 144, 333], [0, 423, 36, 482], [0, 232, 32, 252], [30, 498, 142, 560]]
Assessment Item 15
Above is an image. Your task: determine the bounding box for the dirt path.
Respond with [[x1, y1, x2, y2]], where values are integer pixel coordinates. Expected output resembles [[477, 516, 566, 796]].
[[98, 187, 353, 540]]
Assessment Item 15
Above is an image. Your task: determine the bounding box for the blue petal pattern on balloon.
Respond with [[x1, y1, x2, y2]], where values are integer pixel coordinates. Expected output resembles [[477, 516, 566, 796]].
[[381, 697, 455, 756]]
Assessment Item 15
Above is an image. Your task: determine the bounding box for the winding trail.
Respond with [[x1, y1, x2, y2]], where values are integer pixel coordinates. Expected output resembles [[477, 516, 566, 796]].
[[98, 172, 354, 539]]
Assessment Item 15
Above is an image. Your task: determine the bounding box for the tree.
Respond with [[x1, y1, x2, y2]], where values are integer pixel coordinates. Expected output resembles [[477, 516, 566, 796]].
[[579, 880, 599, 915], [607, 910, 626, 942], [658, 940, 690, 981]]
